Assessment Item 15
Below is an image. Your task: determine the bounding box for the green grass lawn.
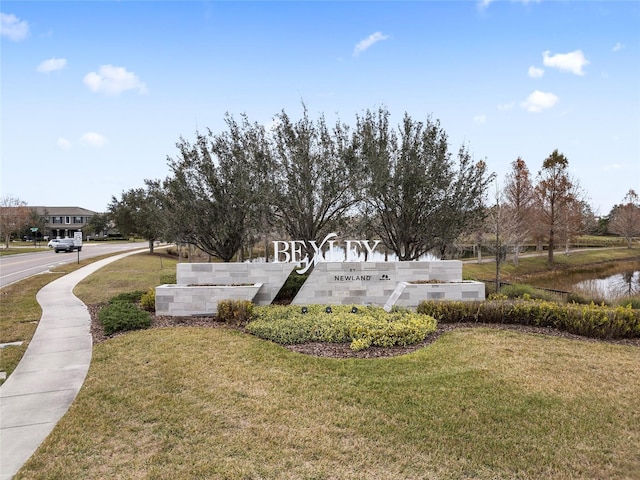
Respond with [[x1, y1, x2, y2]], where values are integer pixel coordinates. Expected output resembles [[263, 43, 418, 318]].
[[0, 252, 176, 382], [463, 246, 639, 282], [16, 326, 640, 479], [4, 248, 640, 478]]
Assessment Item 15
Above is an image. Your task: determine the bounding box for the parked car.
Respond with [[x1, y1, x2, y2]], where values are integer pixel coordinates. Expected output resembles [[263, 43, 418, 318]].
[[53, 238, 82, 253]]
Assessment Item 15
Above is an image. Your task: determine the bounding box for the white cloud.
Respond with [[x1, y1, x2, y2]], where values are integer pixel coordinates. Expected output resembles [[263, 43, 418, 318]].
[[80, 132, 107, 147], [528, 66, 544, 78], [37, 57, 67, 73], [542, 49, 589, 76], [603, 163, 623, 172], [473, 114, 487, 124], [612, 42, 624, 52], [353, 32, 389, 57], [479, 0, 539, 10], [57, 137, 72, 150], [83, 65, 147, 95], [497, 101, 515, 111], [521, 90, 559, 112], [0, 12, 29, 41]]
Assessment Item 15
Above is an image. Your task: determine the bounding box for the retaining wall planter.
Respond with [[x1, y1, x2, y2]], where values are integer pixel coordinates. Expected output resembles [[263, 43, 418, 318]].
[[176, 263, 295, 305], [292, 261, 466, 307], [155, 283, 262, 317], [383, 281, 485, 312]]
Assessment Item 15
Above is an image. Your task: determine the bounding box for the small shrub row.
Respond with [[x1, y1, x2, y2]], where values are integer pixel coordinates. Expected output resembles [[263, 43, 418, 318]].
[[417, 299, 640, 339], [108, 291, 145, 304], [247, 305, 437, 351], [140, 288, 155, 312], [99, 300, 151, 335], [216, 300, 254, 325]]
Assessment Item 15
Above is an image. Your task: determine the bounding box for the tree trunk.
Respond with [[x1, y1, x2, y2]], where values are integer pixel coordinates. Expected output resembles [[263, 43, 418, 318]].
[[495, 254, 501, 294], [548, 228, 555, 264], [148, 239, 154, 254]]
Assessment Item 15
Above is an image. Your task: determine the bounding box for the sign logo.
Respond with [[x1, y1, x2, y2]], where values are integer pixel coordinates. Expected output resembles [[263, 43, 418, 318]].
[[273, 233, 381, 274]]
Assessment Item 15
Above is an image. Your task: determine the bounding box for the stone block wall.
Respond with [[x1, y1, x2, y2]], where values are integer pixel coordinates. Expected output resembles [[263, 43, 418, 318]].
[[176, 263, 295, 305], [291, 261, 465, 306], [384, 281, 485, 311], [155, 284, 262, 316]]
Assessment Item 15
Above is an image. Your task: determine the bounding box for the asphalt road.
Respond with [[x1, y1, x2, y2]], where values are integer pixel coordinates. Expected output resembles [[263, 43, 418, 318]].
[[0, 243, 150, 288]]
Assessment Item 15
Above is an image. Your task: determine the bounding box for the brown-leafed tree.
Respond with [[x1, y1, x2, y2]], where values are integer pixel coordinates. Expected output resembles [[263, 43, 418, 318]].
[[609, 189, 640, 248], [503, 157, 534, 265], [0, 195, 31, 248], [485, 180, 513, 292], [534, 149, 581, 264]]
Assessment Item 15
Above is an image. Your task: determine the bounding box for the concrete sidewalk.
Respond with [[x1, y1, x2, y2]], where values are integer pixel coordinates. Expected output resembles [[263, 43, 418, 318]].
[[0, 249, 148, 480]]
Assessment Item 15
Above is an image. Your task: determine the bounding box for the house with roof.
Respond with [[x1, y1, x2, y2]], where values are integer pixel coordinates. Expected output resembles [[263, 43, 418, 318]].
[[32, 206, 97, 239]]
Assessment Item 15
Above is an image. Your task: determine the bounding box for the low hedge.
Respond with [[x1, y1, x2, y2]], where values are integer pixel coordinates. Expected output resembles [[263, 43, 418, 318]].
[[417, 299, 640, 340], [247, 305, 437, 351], [217, 300, 254, 325], [99, 301, 151, 335]]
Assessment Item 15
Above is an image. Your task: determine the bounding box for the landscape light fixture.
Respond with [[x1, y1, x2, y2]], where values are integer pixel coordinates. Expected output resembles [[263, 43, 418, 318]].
[[325, 306, 332, 314], [301, 307, 308, 314], [351, 306, 358, 314]]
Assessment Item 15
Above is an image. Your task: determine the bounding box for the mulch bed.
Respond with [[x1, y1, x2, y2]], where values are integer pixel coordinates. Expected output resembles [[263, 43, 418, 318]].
[[88, 304, 640, 358]]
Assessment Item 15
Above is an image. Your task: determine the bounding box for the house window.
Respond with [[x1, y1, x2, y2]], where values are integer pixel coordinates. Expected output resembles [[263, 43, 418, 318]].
[[65, 216, 71, 224], [73, 217, 83, 224], [52, 217, 61, 224]]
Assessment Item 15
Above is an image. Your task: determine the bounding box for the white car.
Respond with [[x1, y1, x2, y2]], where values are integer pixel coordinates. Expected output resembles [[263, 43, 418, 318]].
[[48, 238, 62, 248], [53, 238, 81, 253]]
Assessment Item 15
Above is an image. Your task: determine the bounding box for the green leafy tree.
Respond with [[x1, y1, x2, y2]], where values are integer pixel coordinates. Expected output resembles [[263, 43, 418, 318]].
[[357, 108, 493, 260], [108, 182, 165, 253], [86, 212, 110, 238], [0, 195, 30, 248], [270, 105, 361, 256], [609, 189, 640, 248], [163, 114, 270, 262], [20, 208, 47, 244]]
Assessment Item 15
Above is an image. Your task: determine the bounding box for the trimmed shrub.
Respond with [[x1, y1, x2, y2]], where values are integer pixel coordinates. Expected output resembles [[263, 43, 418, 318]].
[[140, 288, 155, 312], [216, 300, 254, 325], [247, 305, 437, 351], [109, 291, 145, 304], [417, 299, 640, 340], [99, 301, 151, 335]]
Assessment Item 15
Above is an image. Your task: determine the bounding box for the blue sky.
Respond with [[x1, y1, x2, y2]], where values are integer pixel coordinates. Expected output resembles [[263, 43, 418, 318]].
[[1, 1, 638, 216]]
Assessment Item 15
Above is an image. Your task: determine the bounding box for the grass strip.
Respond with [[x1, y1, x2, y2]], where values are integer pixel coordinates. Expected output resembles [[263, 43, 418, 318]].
[[16, 327, 640, 479], [0, 251, 173, 383]]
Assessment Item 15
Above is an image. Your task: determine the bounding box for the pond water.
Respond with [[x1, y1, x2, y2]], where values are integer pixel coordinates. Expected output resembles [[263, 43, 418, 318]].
[[573, 271, 640, 300]]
